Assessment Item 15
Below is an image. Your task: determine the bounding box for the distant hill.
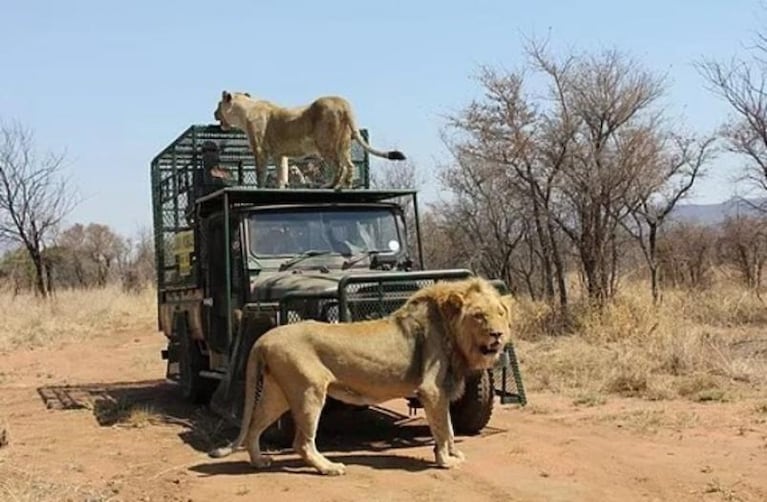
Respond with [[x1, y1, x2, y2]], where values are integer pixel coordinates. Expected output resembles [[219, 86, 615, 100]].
[[670, 198, 767, 226]]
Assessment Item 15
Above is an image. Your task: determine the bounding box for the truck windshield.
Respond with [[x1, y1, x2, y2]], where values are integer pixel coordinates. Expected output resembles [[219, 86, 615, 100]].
[[248, 208, 402, 257]]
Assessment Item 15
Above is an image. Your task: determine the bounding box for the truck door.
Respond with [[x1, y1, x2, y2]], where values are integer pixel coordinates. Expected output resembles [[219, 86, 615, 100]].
[[201, 213, 243, 353]]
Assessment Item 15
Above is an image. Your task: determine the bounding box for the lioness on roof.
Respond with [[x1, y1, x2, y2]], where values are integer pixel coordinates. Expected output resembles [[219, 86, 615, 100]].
[[213, 91, 406, 189]]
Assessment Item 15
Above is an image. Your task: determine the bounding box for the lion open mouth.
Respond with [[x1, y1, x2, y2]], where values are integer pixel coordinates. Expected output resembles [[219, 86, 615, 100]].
[[479, 344, 501, 356]]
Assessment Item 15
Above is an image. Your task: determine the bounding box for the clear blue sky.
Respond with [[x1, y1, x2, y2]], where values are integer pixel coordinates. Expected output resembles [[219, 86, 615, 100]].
[[1, 0, 763, 237]]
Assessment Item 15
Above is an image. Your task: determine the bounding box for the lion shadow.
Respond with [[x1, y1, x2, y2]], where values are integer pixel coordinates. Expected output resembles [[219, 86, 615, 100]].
[[189, 453, 434, 477], [35, 379, 499, 458]]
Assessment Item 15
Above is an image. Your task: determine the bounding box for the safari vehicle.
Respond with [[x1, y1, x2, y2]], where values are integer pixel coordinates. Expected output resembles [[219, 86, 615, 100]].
[[150, 124, 526, 439]]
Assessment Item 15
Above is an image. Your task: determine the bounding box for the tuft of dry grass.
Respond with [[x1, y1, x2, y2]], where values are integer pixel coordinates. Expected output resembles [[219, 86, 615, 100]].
[[513, 280, 767, 402], [0, 285, 156, 353], [597, 407, 701, 434], [572, 390, 607, 407]]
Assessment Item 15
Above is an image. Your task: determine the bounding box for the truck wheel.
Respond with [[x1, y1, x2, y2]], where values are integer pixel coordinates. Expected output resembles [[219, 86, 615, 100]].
[[175, 314, 216, 405], [450, 369, 495, 435]]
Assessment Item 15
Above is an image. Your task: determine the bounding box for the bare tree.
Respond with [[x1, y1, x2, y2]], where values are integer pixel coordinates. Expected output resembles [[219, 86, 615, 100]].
[[657, 222, 716, 290], [543, 46, 666, 303], [625, 133, 717, 303], [698, 28, 767, 201], [443, 39, 671, 305], [434, 151, 528, 290], [0, 120, 78, 297], [370, 160, 424, 263], [83, 223, 125, 287], [718, 214, 767, 292], [119, 226, 156, 292], [443, 64, 569, 305], [370, 159, 423, 190]]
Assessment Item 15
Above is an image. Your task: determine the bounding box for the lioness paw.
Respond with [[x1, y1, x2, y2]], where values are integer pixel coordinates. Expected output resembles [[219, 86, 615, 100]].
[[319, 462, 347, 476], [450, 449, 466, 461]]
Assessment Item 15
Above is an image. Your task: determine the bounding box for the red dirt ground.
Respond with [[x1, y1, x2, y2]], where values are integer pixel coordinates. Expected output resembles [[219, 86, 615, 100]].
[[1, 327, 765, 502]]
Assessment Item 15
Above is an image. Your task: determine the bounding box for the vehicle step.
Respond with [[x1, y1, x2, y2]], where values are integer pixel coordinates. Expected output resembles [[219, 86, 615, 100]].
[[199, 370, 225, 380]]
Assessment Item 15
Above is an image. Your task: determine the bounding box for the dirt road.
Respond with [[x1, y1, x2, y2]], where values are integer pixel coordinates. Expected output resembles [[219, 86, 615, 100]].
[[1, 327, 765, 502]]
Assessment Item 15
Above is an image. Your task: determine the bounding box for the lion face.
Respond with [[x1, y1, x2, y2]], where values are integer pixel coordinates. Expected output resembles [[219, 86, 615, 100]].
[[214, 90, 251, 131], [443, 283, 511, 370]]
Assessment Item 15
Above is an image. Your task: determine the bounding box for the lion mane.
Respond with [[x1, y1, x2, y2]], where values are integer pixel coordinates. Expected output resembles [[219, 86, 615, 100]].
[[213, 91, 406, 189], [208, 277, 511, 476]]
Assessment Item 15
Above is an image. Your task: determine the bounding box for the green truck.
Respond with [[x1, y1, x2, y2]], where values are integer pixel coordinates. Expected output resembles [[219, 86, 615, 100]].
[[150, 124, 525, 440]]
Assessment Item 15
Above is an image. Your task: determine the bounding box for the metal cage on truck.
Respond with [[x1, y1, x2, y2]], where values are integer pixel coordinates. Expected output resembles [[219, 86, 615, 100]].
[[150, 124, 371, 297]]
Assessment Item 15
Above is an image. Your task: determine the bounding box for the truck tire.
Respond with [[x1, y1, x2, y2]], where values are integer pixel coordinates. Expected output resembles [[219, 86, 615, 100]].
[[175, 314, 216, 405], [450, 369, 494, 435]]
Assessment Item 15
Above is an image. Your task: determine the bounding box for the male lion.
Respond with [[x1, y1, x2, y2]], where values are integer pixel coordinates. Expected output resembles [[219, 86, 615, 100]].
[[208, 277, 511, 476], [213, 91, 406, 189]]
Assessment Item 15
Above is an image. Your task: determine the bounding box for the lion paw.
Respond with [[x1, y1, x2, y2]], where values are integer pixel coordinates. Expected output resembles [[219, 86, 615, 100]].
[[450, 449, 466, 461], [319, 462, 347, 476], [436, 453, 464, 469], [249, 455, 273, 469]]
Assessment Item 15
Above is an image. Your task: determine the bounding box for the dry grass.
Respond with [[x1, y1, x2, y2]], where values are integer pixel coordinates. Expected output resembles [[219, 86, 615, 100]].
[[0, 280, 764, 405], [594, 407, 701, 434], [91, 396, 163, 429], [0, 285, 156, 353], [510, 281, 767, 403]]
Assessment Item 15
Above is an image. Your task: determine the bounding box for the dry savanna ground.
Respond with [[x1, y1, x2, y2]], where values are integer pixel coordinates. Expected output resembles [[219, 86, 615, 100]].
[[0, 282, 766, 501]]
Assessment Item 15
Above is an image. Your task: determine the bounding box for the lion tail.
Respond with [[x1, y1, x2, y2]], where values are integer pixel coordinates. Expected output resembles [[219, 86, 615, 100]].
[[347, 112, 406, 161], [208, 344, 264, 458]]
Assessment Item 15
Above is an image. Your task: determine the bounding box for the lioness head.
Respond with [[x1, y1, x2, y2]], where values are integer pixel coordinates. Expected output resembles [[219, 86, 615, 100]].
[[440, 279, 512, 370], [214, 90, 251, 131]]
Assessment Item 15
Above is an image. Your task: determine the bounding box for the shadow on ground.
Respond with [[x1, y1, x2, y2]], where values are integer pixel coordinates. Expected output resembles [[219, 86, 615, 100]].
[[189, 453, 436, 477], [36, 379, 506, 461]]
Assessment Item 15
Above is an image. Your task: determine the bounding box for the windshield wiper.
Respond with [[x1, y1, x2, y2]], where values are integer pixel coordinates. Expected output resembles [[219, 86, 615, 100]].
[[279, 250, 333, 271], [341, 250, 384, 270]]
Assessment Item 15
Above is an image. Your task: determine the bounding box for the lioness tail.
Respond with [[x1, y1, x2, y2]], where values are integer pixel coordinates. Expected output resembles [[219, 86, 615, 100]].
[[350, 124, 406, 161]]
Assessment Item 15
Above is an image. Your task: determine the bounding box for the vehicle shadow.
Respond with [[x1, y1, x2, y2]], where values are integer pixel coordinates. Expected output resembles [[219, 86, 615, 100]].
[[35, 379, 506, 458], [37, 379, 236, 452]]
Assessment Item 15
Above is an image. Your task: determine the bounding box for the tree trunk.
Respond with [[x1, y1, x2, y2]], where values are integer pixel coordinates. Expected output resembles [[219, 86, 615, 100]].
[[27, 246, 48, 298], [648, 223, 659, 304], [531, 191, 555, 301], [547, 220, 568, 308], [45, 258, 55, 296]]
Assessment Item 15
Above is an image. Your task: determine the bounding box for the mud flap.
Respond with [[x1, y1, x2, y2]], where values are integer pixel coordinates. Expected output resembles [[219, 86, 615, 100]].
[[209, 312, 275, 427], [209, 377, 242, 427], [164, 339, 181, 382], [493, 343, 527, 406]]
